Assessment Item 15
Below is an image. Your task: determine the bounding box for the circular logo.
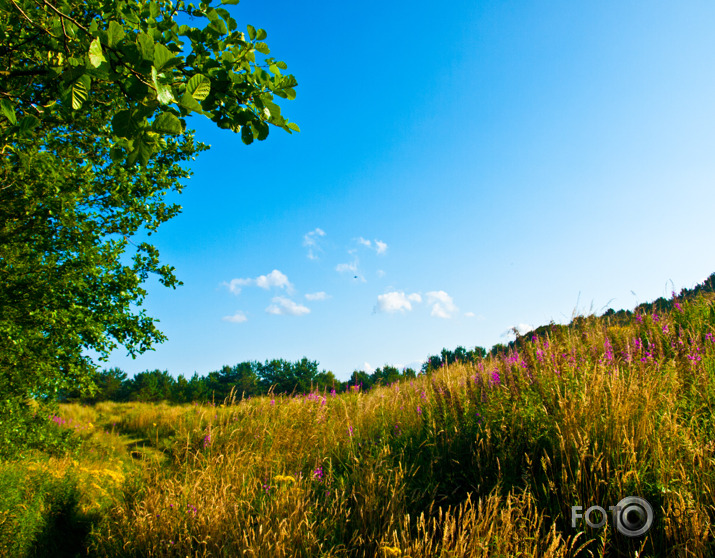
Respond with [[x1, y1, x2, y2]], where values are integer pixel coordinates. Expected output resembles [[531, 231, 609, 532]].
[[614, 496, 653, 537]]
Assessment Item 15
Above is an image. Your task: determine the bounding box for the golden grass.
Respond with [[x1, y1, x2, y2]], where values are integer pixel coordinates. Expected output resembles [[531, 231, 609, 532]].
[[7, 294, 714, 556]]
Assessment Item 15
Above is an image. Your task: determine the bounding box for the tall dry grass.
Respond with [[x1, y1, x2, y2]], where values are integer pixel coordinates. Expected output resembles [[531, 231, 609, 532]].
[[7, 292, 714, 557]]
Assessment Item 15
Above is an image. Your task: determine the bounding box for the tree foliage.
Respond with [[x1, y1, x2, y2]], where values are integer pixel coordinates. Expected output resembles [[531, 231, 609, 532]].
[[0, 0, 298, 435]]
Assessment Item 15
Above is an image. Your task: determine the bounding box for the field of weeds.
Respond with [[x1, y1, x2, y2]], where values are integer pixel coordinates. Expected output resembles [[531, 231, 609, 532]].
[[2, 292, 714, 557]]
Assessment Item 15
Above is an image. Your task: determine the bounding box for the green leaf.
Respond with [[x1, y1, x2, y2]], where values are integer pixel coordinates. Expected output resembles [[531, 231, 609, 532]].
[[275, 61, 288, 70], [0, 99, 16, 125], [279, 75, 298, 88], [252, 120, 268, 140], [18, 115, 40, 133], [284, 88, 296, 100], [286, 121, 300, 132], [221, 0, 240, 4], [151, 67, 174, 104], [240, 125, 254, 144], [107, 21, 125, 47], [153, 43, 173, 70], [246, 25, 256, 40], [156, 85, 174, 104], [254, 42, 270, 55], [109, 145, 124, 163], [269, 64, 281, 76], [179, 91, 202, 112], [88, 37, 106, 68], [152, 112, 182, 134], [255, 28, 267, 41], [128, 134, 154, 166], [137, 33, 154, 62], [186, 74, 211, 101], [71, 75, 91, 109], [111, 110, 138, 138]]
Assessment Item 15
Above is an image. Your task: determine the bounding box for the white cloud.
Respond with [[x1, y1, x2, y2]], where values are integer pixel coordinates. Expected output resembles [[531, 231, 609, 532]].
[[515, 323, 534, 335], [376, 291, 421, 313], [223, 278, 252, 295], [336, 260, 358, 273], [305, 291, 330, 301], [376, 269, 385, 278], [266, 296, 310, 316], [223, 269, 292, 294], [256, 269, 292, 292], [222, 311, 248, 323], [336, 257, 364, 281], [363, 362, 374, 373], [357, 237, 388, 255], [464, 312, 475, 317], [501, 323, 535, 338], [426, 290, 458, 319], [303, 228, 326, 260]]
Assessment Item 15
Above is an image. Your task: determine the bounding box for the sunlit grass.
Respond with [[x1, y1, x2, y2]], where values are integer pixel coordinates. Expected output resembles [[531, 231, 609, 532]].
[[2, 292, 715, 556]]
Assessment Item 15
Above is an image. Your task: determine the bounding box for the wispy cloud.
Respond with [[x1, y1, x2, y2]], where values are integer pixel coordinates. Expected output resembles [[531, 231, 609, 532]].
[[223, 269, 293, 295], [374, 240, 388, 255], [375, 291, 422, 313], [303, 228, 326, 260], [305, 291, 330, 301], [266, 296, 310, 316], [336, 256, 365, 281], [336, 260, 358, 274], [426, 290, 458, 319], [223, 278, 251, 295], [464, 311, 476, 317], [222, 311, 248, 323], [357, 237, 388, 255]]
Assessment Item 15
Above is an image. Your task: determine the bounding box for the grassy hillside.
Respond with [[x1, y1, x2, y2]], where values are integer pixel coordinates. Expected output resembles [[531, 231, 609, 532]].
[[2, 288, 714, 557]]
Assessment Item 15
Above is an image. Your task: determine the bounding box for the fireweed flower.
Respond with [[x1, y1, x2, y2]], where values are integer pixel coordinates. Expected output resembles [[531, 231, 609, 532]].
[[490, 370, 501, 386], [604, 338, 614, 362], [312, 466, 324, 481], [417, 406, 422, 415]]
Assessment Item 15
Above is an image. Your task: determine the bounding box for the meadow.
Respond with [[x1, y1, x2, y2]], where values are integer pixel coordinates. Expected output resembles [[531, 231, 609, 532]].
[[2, 290, 714, 557]]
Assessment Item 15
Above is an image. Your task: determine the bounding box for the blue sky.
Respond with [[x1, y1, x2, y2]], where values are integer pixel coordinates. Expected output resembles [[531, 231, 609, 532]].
[[105, 0, 715, 380]]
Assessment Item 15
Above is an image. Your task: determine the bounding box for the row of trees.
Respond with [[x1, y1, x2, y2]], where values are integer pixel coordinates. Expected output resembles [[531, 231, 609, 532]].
[[64, 358, 427, 403], [420, 346, 488, 373]]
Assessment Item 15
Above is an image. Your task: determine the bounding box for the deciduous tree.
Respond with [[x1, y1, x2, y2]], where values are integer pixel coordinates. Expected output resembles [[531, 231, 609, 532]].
[[0, 0, 298, 443]]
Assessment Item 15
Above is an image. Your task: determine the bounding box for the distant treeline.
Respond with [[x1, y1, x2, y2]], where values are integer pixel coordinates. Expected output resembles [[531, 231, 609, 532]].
[[63, 358, 420, 404], [68, 273, 715, 405], [65, 349, 489, 404]]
